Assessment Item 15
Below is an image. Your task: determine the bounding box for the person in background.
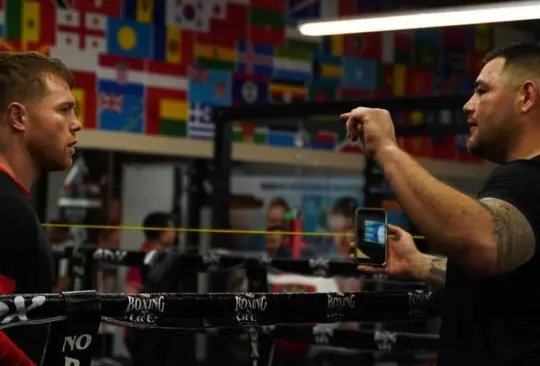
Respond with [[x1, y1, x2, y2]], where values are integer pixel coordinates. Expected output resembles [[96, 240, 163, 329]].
[[46, 220, 72, 292], [124, 212, 176, 294], [124, 212, 176, 358]]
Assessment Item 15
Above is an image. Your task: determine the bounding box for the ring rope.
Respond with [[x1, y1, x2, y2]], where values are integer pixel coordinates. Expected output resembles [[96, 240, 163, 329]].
[[62, 246, 428, 283], [0, 290, 438, 331], [42, 222, 426, 239]]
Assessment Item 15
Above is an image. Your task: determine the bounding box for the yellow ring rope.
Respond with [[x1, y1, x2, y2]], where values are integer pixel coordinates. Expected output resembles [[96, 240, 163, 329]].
[[42, 223, 426, 239]]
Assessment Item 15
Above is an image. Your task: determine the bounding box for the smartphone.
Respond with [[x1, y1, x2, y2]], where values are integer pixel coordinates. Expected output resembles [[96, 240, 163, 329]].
[[354, 207, 387, 266]]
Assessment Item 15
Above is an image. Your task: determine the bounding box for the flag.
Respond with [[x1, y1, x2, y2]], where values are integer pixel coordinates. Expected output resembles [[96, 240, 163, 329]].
[[189, 68, 231, 105], [273, 44, 312, 82], [392, 65, 407, 96], [405, 67, 434, 96], [106, 17, 152, 58], [73, 0, 122, 16], [250, 2, 285, 45], [456, 134, 483, 163], [146, 87, 188, 136], [269, 79, 306, 104], [343, 33, 382, 60], [233, 122, 267, 144], [165, 0, 212, 31], [286, 0, 320, 23], [232, 73, 268, 105], [146, 59, 189, 90], [342, 57, 377, 91], [412, 30, 442, 69], [188, 103, 215, 139], [71, 70, 97, 130], [0, 39, 49, 54], [124, 0, 165, 24], [194, 41, 236, 70], [56, 9, 107, 53], [98, 54, 145, 86], [312, 53, 342, 86], [285, 26, 320, 53], [435, 72, 473, 95], [473, 25, 492, 54], [399, 137, 431, 157], [394, 30, 413, 65], [308, 130, 336, 151], [309, 82, 336, 102], [208, 2, 248, 40], [322, 35, 344, 57], [5, 0, 55, 44], [153, 24, 194, 65], [432, 136, 456, 160], [236, 41, 274, 76], [268, 126, 297, 148], [376, 63, 394, 98], [98, 80, 144, 133]]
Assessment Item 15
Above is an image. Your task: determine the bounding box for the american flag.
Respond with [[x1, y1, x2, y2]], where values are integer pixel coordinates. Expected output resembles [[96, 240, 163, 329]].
[[188, 103, 214, 139]]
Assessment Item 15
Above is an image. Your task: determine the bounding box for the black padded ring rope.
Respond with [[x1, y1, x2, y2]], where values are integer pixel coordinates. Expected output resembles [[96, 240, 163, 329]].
[[0, 290, 439, 366]]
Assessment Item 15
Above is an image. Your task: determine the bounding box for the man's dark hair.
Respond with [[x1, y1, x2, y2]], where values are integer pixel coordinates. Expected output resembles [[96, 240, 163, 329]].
[[268, 197, 290, 212], [143, 212, 172, 241], [0, 52, 73, 110], [332, 196, 359, 219], [483, 42, 540, 73]]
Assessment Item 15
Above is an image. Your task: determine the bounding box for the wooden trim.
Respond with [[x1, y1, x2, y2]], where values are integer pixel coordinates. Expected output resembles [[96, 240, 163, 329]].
[[77, 130, 494, 178]]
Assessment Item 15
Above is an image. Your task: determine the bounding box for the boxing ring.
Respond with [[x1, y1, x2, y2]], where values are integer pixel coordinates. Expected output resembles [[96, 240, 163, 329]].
[[9, 247, 441, 366]]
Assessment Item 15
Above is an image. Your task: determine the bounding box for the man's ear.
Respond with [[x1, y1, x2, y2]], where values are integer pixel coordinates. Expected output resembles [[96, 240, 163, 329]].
[[6, 102, 27, 132]]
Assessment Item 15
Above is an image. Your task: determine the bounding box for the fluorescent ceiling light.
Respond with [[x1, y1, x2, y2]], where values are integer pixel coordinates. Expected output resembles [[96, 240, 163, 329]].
[[298, 0, 540, 36]]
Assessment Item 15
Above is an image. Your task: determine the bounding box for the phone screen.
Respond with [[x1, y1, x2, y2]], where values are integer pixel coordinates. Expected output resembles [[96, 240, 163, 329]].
[[355, 208, 387, 266]]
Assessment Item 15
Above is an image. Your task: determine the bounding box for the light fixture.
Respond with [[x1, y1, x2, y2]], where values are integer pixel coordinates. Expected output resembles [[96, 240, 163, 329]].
[[298, 0, 540, 36]]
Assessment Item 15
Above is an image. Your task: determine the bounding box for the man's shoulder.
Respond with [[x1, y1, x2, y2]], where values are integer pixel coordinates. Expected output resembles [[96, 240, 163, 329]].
[[480, 158, 540, 193]]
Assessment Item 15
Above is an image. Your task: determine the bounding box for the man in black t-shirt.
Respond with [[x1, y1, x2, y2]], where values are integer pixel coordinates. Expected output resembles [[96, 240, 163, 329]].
[[0, 53, 81, 363], [343, 42, 540, 366]]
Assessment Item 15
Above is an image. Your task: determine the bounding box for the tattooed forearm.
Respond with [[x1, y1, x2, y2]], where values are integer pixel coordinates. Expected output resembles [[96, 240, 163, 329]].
[[415, 255, 447, 289], [479, 198, 535, 273]]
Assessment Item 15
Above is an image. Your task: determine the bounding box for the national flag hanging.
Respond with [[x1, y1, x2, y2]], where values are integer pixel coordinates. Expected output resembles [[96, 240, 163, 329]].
[[145, 59, 189, 91], [153, 24, 194, 66], [309, 82, 337, 102], [56, 9, 107, 53], [4, 0, 55, 44], [123, 0, 163, 24], [0, 39, 49, 54], [98, 80, 144, 133], [376, 63, 394, 98], [73, 0, 122, 16], [146, 87, 188, 136], [392, 65, 407, 96], [322, 35, 344, 57], [231, 73, 269, 105], [286, 0, 320, 23], [71, 70, 97, 130], [394, 30, 413, 65], [165, 0, 212, 31], [208, 2, 248, 40], [268, 125, 297, 148], [233, 122, 268, 144], [412, 30, 442, 70], [98, 54, 145, 86], [285, 26, 320, 53], [432, 136, 456, 160], [189, 68, 231, 106], [188, 102, 215, 140], [341, 57, 377, 91], [269, 79, 306, 104], [405, 67, 435, 96], [312, 53, 342, 86], [194, 41, 236, 70], [236, 41, 274, 77], [249, 0, 286, 45], [308, 130, 337, 151], [273, 44, 312, 82], [343, 33, 382, 60], [106, 17, 152, 58], [473, 25, 492, 54]]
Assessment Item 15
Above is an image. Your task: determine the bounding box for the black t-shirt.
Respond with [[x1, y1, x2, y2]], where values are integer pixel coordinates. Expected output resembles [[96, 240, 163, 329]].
[[0, 169, 54, 364], [438, 156, 540, 366]]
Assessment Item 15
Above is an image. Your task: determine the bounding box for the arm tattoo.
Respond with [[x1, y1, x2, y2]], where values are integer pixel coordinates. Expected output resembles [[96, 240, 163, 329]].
[[479, 197, 536, 272], [422, 256, 447, 289]]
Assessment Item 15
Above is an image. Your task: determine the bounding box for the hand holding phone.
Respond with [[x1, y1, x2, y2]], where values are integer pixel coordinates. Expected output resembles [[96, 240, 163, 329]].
[[354, 207, 387, 266]]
